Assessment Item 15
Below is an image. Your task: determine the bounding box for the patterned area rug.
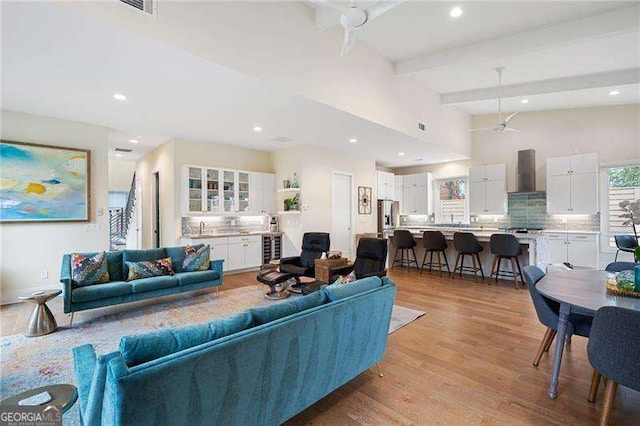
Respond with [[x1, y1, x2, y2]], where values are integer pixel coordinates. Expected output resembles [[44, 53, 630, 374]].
[[0, 285, 425, 423]]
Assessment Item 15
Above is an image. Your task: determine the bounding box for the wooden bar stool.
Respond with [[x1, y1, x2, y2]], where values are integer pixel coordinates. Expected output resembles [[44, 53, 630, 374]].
[[392, 230, 418, 271], [451, 232, 484, 281], [489, 233, 524, 289], [420, 231, 450, 276]]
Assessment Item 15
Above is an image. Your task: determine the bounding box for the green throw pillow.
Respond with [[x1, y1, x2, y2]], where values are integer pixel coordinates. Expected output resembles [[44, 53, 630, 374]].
[[183, 245, 210, 272], [71, 252, 110, 287]]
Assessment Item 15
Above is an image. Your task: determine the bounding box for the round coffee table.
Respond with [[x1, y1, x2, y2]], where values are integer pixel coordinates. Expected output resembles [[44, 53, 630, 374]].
[[18, 289, 61, 337], [0, 384, 77, 413]]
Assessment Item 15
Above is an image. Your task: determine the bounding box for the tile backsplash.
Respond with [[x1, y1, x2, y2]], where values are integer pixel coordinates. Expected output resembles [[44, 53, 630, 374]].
[[182, 216, 268, 236], [507, 192, 546, 229]]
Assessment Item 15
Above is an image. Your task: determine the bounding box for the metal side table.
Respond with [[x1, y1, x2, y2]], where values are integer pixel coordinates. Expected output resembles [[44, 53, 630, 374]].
[[18, 290, 61, 337]]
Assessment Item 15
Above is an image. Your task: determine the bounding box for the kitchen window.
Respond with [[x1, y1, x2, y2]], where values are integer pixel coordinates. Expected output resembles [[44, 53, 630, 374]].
[[434, 178, 468, 224], [600, 164, 640, 250]]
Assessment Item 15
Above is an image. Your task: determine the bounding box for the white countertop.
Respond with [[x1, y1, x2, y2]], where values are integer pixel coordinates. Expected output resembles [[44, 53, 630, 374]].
[[542, 230, 600, 234], [183, 231, 282, 239]]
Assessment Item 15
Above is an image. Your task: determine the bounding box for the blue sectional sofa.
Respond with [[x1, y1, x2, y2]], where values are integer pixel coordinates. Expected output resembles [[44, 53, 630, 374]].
[[72, 276, 396, 425], [60, 246, 223, 317]]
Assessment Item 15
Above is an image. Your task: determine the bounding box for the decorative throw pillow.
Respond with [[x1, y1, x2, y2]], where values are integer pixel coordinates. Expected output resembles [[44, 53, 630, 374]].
[[126, 258, 175, 281], [183, 245, 210, 272], [332, 270, 357, 285], [71, 252, 110, 287]]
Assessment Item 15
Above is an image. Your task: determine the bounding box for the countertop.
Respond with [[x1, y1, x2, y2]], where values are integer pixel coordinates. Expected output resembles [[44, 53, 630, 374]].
[[182, 231, 283, 239], [386, 229, 543, 242], [542, 230, 600, 234], [394, 226, 599, 235]]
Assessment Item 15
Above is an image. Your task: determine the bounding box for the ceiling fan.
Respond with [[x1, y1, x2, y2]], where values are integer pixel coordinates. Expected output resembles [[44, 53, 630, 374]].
[[470, 67, 522, 133], [310, 0, 407, 56]]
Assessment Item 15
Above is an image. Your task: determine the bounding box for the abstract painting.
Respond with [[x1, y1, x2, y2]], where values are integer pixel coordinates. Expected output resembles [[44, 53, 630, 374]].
[[0, 141, 90, 222]]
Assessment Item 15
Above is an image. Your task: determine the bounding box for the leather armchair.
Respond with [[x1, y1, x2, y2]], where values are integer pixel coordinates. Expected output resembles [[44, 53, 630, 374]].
[[279, 232, 330, 278], [331, 238, 388, 282]]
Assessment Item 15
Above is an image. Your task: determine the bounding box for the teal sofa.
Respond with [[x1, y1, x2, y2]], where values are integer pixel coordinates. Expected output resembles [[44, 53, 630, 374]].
[[72, 276, 396, 425], [60, 246, 223, 318]]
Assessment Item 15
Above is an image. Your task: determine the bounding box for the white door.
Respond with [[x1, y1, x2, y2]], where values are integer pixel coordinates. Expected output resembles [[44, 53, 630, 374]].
[[331, 172, 353, 259]]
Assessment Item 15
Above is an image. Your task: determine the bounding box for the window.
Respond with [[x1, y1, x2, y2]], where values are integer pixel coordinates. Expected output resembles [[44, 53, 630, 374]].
[[601, 165, 640, 249], [434, 178, 467, 223]]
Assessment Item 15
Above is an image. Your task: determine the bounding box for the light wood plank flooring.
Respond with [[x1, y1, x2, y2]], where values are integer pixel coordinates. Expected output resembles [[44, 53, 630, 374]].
[[2, 269, 639, 424]]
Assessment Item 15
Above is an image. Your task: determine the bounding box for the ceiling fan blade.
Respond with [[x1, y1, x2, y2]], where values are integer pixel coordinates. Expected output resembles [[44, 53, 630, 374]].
[[341, 28, 357, 56], [502, 126, 522, 133], [469, 127, 496, 132], [365, 0, 407, 21], [503, 112, 519, 125]]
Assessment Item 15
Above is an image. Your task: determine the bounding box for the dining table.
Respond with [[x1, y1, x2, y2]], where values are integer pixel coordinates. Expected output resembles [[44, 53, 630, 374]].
[[536, 269, 640, 399]]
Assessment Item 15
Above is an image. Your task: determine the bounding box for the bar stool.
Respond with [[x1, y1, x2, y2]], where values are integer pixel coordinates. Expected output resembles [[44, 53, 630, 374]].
[[392, 230, 418, 271], [420, 231, 450, 276], [489, 233, 524, 289], [451, 232, 484, 281]]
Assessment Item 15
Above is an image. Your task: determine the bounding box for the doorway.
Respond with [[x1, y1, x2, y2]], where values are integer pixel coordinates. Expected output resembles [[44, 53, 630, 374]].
[[331, 171, 353, 259], [152, 172, 160, 248]]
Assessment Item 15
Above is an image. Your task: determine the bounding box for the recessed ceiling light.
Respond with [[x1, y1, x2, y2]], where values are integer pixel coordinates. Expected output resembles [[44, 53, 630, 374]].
[[129, 139, 139, 144], [253, 126, 262, 132], [398, 152, 406, 156], [609, 90, 620, 96], [450, 6, 463, 18], [521, 99, 529, 104], [113, 93, 127, 101], [115, 153, 123, 157], [349, 138, 357, 143]]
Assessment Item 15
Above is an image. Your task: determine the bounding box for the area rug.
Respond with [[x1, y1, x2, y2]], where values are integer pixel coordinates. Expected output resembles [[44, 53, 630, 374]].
[[0, 285, 424, 423]]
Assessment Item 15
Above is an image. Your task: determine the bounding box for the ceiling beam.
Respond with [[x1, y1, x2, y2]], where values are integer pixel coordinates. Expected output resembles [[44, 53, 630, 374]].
[[395, 6, 640, 75], [441, 68, 640, 105]]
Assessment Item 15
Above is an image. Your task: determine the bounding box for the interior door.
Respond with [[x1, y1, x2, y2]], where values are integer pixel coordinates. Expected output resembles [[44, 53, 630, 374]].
[[331, 172, 353, 259]]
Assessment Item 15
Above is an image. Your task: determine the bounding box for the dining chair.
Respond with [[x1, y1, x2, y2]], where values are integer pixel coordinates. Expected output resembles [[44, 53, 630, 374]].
[[489, 233, 524, 289], [587, 306, 640, 425], [522, 265, 593, 366], [392, 230, 418, 271], [420, 231, 450, 276], [604, 261, 637, 273], [451, 232, 484, 281], [614, 235, 638, 262]]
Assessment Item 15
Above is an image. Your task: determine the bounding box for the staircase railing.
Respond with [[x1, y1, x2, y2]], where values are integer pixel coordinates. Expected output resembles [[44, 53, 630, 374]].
[[109, 173, 137, 250]]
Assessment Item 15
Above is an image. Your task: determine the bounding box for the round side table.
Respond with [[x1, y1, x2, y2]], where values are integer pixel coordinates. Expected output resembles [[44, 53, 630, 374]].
[[0, 384, 77, 413], [18, 289, 62, 337]]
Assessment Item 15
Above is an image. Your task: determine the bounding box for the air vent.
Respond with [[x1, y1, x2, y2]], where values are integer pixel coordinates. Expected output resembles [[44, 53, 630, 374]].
[[114, 147, 133, 153], [418, 122, 427, 131], [119, 0, 155, 16], [270, 136, 293, 143]]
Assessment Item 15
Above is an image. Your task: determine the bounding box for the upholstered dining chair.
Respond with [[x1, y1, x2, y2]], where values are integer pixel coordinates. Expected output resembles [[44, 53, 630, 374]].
[[614, 235, 638, 262], [587, 307, 640, 425], [604, 261, 637, 273], [522, 265, 594, 367]]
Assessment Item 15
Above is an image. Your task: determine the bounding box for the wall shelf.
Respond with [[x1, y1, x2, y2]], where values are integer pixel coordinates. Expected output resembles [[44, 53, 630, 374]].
[[277, 188, 301, 193], [277, 210, 301, 215]]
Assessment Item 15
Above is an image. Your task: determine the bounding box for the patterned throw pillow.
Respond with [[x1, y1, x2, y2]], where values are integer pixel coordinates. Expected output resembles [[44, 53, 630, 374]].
[[332, 270, 357, 285], [126, 258, 175, 281], [183, 245, 210, 272], [71, 252, 110, 287]]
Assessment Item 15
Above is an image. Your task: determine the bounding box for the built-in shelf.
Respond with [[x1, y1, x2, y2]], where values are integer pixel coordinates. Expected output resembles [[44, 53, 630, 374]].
[[277, 188, 301, 193], [277, 210, 301, 215]]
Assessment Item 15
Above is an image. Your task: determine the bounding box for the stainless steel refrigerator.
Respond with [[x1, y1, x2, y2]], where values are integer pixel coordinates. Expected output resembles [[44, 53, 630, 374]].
[[377, 200, 399, 234]]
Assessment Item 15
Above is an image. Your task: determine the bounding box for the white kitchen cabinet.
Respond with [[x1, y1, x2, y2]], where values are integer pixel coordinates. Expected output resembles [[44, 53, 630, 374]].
[[469, 164, 507, 215], [401, 173, 432, 215], [249, 172, 277, 214], [544, 232, 599, 268], [394, 175, 403, 211], [182, 166, 223, 214], [227, 235, 262, 270], [546, 153, 598, 214], [377, 171, 395, 200]]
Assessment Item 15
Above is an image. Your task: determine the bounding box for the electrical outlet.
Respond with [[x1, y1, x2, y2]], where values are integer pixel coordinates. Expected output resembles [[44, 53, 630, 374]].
[[85, 223, 102, 232], [231, 220, 236, 226], [40, 270, 48, 280], [97, 207, 104, 216]]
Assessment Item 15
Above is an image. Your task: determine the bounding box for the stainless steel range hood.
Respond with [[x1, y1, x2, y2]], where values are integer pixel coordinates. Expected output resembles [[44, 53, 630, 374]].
[[509, 149, 545, 195]]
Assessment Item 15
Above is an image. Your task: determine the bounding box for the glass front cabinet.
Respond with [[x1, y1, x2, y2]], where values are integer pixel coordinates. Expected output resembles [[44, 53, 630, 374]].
[[182, 165, 253, 215]]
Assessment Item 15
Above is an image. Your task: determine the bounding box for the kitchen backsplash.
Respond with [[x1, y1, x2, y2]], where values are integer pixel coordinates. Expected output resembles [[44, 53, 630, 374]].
[[182, 216, 268, 236], [507, 192, 546, 229]]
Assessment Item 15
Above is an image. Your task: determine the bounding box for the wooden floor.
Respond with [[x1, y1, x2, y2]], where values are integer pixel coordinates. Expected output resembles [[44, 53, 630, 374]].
[[2, 269, 639, 425]]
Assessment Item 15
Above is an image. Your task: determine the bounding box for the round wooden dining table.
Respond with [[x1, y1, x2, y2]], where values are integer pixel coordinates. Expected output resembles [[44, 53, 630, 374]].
[[536, 269, 640, 399]]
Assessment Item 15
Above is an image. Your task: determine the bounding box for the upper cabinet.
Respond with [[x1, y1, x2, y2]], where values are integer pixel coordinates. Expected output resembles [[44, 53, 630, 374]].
[[394, 175, 404, 212], [469, 164, 507, 215], [399, 172, 432, 215], [182, 165, 275, 216], [377, 171, 395, 200], [546, 153, 598, 214]]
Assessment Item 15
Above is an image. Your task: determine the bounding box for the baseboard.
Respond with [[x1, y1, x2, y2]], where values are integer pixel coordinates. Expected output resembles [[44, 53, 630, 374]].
[[223, 267, 261, 275], [1, 285, 60, 305]]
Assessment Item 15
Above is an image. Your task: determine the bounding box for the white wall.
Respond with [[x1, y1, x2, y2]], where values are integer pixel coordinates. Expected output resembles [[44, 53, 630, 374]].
[[108, 159, 136, 192], [0, 110, 109, 303]]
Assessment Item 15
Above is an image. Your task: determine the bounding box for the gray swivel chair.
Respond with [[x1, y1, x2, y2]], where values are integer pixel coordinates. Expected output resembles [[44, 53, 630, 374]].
[[420, 231, 450, 276], [614, 235, 638, 262], [391, 230, 418, 271], [605, 261, 637, 273], [587, 306, 640, 425], [451, 232, 484, 281], [522, 265, 593, 366], [489, 233, 524, 289]]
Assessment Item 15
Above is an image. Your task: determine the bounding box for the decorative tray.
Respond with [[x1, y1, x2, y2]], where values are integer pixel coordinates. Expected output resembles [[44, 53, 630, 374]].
[[606, 282, 640, 298]]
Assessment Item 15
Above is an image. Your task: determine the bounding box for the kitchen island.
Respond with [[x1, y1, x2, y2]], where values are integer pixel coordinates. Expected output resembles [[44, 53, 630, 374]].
[[386, 227, 548, 280]]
